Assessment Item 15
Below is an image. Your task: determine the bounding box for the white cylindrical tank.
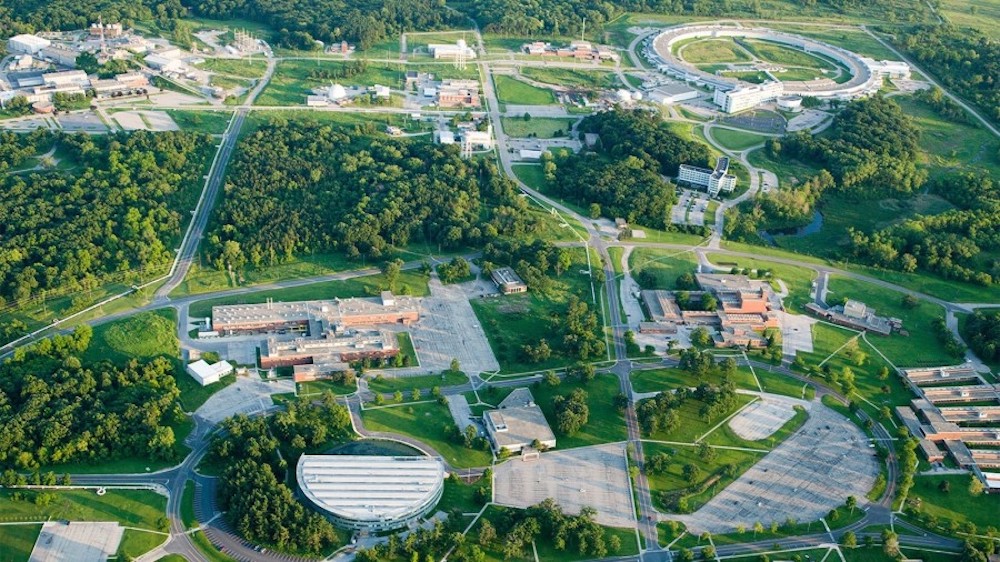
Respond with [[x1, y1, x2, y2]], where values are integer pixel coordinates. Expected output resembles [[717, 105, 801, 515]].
[[329, 83, 347, 100], [777, 95, 803, 110], [616, 89, 632, 102]]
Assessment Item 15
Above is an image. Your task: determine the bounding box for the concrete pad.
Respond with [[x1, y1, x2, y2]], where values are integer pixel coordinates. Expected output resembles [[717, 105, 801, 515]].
[[112, 111, 146, 130], [780, 312, 816, 355], [676, 400, 878, 534], [57, 113, 107, 133], [194, 375, 293, 424], [446, 394, 477, 434], [494, 443, 635, 528], [728, 398, 796, 441], [140, 110, 180, 131], [407, 278, 499, 375], [29, 521, 124, 562]]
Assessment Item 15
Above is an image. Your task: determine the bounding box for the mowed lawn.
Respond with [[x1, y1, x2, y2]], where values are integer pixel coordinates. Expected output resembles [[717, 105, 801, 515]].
[[0, 489, 167, 530], [644, 393, 757, 444], [0, 524, 41, 562], [361, 401, 493, 468], [471, 249, 601, 373], [643, 441, 764, 513], [199, 58, 269, 79], [678, 38, 751, 64], [710, 127, 770, 151], [628, 248, 700, 291], [165, 110, 234, 134], [531, 374, 628, 449], [494, 75, 558, 105], [909, 474, 1000, 530], [520, 67, 618, 89], [256, 59, 405, 106], [500, 117, 575, 138], [630, 367, 758, 394], [825, 276, 958, 367]]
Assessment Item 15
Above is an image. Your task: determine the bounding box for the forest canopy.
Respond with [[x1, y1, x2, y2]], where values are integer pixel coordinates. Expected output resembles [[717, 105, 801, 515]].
[[205, 119, 540, 270], [0, 130, 213, 308]]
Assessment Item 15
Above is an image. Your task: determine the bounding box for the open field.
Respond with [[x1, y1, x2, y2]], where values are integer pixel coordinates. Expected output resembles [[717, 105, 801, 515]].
[[470, 249, 600, 373], [0, 489, 167, 530], [256, 60, 405, 106], [0, 524, 41, 562], [500, 117, 575, 138], [643, 441, 764, 513], [745, 39, 837, 70], [628, 248, 700, 291], [531, 375, 628, 450], [494, 75, 558, 105], [937, 0, 1000, 39], [119, 529, 167, 559], [746, 147, 822, 188], [763, 25, 901, 59], [908, 474, 1000, 530], [520, 67, 618, 90], [893, 95, 1000, 180], [165, 110, 234, 134], [361, 401, 492, 468], [677, 38, 751, 64], [709, 127, 769, 151], [630, 367, 758, 394], [826, 276, 957, 367], [367, 370, 467, 394], [199, 58, 269, 79], [433, 475, 489, 516]]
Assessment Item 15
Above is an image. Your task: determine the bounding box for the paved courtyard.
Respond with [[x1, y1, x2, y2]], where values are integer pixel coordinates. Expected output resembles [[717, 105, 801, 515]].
[[112, 110, 180, 131], [28, 521, 124, 562], [676, 399, 878, 534], [494, 443, 635, 528], [194, 375, 292, 424]]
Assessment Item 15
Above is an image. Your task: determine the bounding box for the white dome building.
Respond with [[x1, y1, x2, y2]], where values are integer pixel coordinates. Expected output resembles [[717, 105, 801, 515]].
[[328, 83, 347, 100], [297, 454, 445, 532]]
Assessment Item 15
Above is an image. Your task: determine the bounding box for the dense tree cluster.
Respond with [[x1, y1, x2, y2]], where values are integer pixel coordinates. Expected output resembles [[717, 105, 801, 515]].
[[186, 0, 464, 50], [894, 25, 999, 124], [777, 96, 924, 197], [964, 311, 1000, 363], [437, 257, 472, 284], [0, 0, 185, 36], [0, 326, 184, 470], [637, 352, 740, 435], [0, 130, 213, 307], [209, 395, 352, 555], [207, 120, 539, 271], [482, 239, 573, 295], [544, 109, 712, 228], [723, 170, 834, 240], [846, 172, 1000, 285], [0, 129, 49, 173], [553, 388, 589, 435]]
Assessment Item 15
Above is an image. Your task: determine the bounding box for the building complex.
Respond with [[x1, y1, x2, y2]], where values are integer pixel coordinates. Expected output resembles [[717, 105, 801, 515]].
[[805, 299, 901, 335], [895, 366, 1000, 493], [677, 157, 738, 197], [640, 273, 781, 349], [210, 292, 419, 334], [296, 455, 445, 531], [522, 40, 618, 62]]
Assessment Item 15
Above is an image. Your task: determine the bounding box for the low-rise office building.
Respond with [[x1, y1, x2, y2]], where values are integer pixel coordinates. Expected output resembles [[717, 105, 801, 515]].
[[484, 389, 557, 453], [186, 359, 234, 386], [491, 267, 527, 295], [211, 292, 419, 334]]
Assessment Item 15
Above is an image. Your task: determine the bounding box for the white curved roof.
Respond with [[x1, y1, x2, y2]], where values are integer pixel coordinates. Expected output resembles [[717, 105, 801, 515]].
[[297, 455, 444, 523]]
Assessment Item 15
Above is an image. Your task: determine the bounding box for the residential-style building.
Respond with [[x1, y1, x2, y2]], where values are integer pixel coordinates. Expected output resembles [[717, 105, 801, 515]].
[[483, 389, 557, 453]]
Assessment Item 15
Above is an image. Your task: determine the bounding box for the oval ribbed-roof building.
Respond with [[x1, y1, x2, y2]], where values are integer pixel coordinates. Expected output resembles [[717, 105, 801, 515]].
[[296, 454, 445, 531]]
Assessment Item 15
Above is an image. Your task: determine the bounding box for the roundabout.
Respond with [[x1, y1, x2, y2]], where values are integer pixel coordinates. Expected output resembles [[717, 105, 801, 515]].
[[646, 24, 909, 112]]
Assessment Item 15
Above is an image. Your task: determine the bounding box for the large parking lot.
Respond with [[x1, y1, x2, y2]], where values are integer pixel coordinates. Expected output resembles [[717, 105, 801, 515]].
[[494, 443, 635, 528], [405, 278, 499, 375], [676, 400, 878, 534], [29, 521, 124, 562]]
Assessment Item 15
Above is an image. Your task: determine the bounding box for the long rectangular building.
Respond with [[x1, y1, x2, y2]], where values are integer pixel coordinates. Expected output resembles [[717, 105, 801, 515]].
[[713, 81, 784, 113], [677, 157, 737, 197], [212, 292, 419, 334]]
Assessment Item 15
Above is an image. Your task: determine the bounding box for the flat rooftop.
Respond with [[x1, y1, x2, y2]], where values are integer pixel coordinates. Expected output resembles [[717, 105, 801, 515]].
[[213, 293, 419, 327], [297, 455, 444, 523]]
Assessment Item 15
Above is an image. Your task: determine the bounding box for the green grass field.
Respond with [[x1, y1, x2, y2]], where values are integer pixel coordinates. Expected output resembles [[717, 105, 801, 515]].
[[893, 95, 1000, 180], [746, 146, 823, 188], [644, 393, 757, 444], [471, 249, 601, 374], [192, 529, 237, 562], [434, 475, 489, 516], [826, 276, 958, 367], [296, 378, 357, 397], [500, 117, 575, 138], [119, 530, 167, 559], [643, 441, 764, 513], [630, 367, 758, 395], [763, 25, 901, 60], [520, 67, 618, 89], [937, 0, 1000, 39], [908, 474, 1000, 530], [531, 374, 628, 449], [366, 370, 467, 394], [200, 58, 269, 79], [165, 110, 234, 134], [361, 401, 493, 468], [678, 38, 752, 64], [744, 39, 836, 69], [494, 75, 558, 105], [0, 524, 41, 562], [181, 480, 196, 530], [775, 67, 831, 81], [0, 489, 167, 530], [256, 60, 405, 106], [628, 248, 700, 291], [709, 127, 769, 151]]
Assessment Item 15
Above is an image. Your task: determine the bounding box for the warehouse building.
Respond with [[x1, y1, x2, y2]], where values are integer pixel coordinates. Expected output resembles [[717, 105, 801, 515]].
[[186, 359, 234, 386], [484, 389, 556, 454], [211, 292, 419, 334], [428, 40, 476, 60], [8, 34, 51, 55], [677, 156, 737, 197], [297, 455, 445, 531]]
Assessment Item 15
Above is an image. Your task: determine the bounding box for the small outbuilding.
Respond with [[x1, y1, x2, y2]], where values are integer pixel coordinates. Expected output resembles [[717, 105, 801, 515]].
[[490, 266, 527, 295], [186, 359, 234, 386]]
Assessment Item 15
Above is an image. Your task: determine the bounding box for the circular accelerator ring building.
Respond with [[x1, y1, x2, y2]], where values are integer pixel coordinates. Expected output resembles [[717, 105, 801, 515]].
[[297, 455, 445, 531], [648, 25, 910, 113]]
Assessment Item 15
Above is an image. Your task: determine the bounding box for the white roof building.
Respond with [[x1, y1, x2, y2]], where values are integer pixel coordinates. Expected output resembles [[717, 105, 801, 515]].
[[42, 70, 90, 87], [186, 359, 234, 386], [648, 83, 699, 105], [519, 149, 544, 161], [373, 84, 391, 98], [483, 388, 556, 453], [428, 40, 477, 60], [8, 34, 51, 55], [297, 455, 445, 531], [145, 54, 185, 73], [436, 130, 455, 144]]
